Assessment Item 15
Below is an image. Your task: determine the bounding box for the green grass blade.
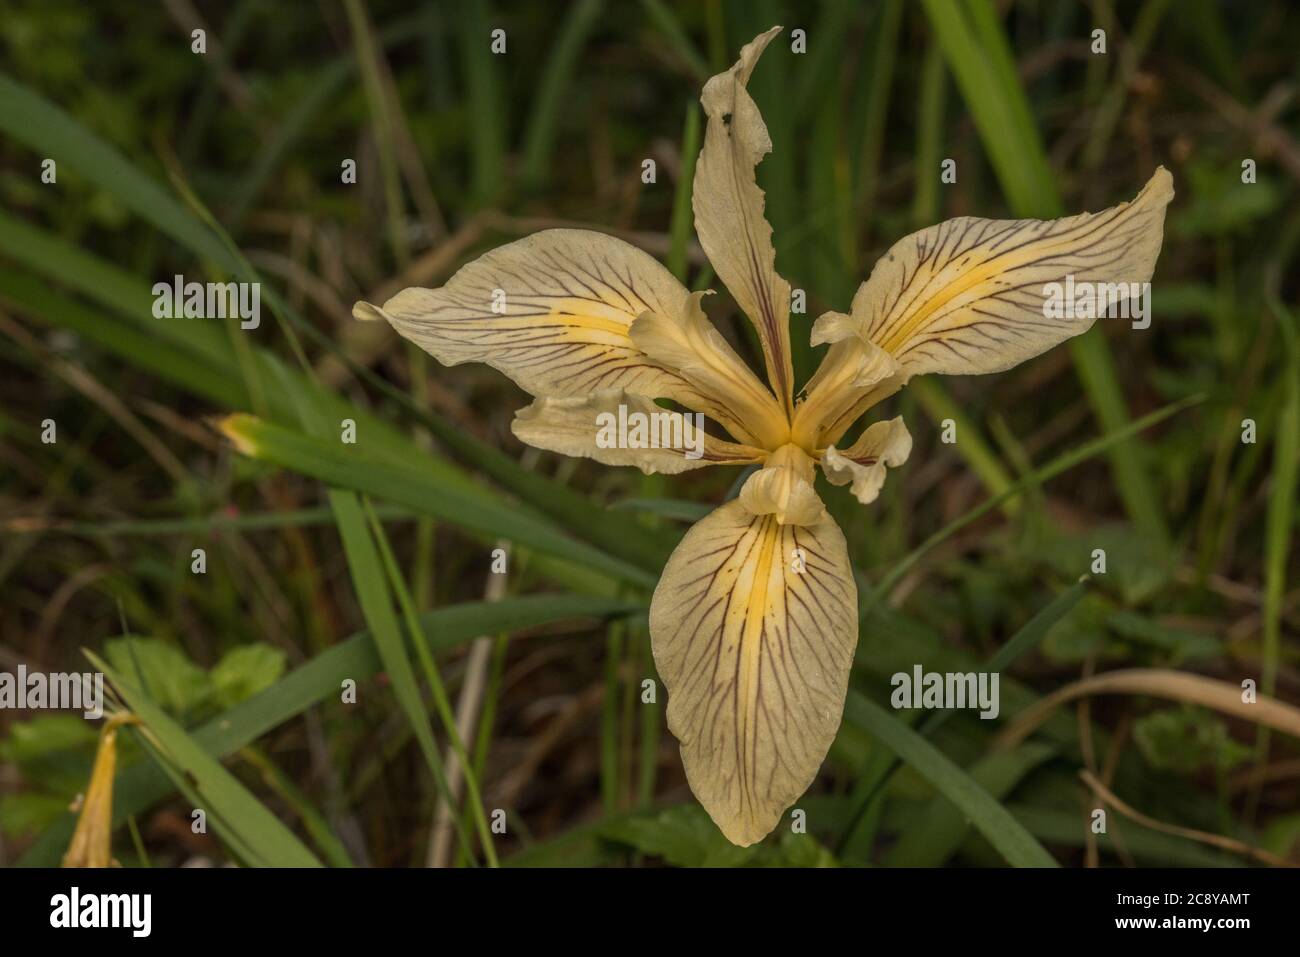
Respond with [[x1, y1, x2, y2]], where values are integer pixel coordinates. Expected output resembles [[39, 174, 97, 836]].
[[459, 0, 504, 204], [883, 743, 1058, 866], [365, 499, 499, 866], [329, 489, 478, 864], [609, 497, 712, 522], [13, 505, 414, 538], [843, 692, 1059, 867], [919, 0, 1169, 545], [911, 40, 946, 228], [220, 413, 657, 589], [1008, 803, 1241, 868], [1081, 0, 1174, 170], [666, 99, 701, 283], [85, 650, 324, 868], [840, 578, 1090, 853], [868, 393, 1204, 607], [0, 73, 228, 262], [0, 78, 679, 574], [521, 0, 604, 186], [1251, 291, 1300, 804], [1262, 309, 1299, 697], [19, 595, 640, 866], [639, 0, 709, 80], [240, 746, 356, 867], [910, 378, 1017, 515]]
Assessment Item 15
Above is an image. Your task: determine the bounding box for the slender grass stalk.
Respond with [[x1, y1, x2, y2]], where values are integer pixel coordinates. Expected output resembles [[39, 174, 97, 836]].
[[1249, 236, 1300, 818], [521, 0, 604, 187], [639, 0, 709, 80], [364, 499, 499, 867], [867, 393, 1205, 609], [920, 0, 1169, 546], [1081, 0, 1174, 170], [329, 491, 479, 865], [240, 745, 355, 867], [601, 618, 626, 815], [667, 100, 701, 283], [839, 578, 1090, 854], [460, 0, 504, 205], [843, 692, 1059, 867], [343, 0, 410, 268], [910, 378, 1018, 516]]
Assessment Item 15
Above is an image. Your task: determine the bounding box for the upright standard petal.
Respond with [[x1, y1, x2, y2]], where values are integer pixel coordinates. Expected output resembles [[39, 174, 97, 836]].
[[355, 228, 756, 439], [512, 389, 764, 475], [847, 168, 1174, 377], [693, 26, 795, 411], [649, 499, 858, 846]]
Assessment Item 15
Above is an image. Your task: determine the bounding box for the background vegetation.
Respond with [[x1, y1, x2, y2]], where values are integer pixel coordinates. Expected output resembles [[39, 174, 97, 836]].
[[1, 0, 1298, 868]]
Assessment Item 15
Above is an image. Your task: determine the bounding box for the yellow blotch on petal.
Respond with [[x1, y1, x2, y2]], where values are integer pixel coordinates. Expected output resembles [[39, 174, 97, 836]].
[[649, 499, 858, 846], [851, 168, 1174, 377]]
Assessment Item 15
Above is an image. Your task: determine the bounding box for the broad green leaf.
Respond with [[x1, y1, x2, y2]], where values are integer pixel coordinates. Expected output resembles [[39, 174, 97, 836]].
[[104, 637, 211, 717], [211, 645, 287, 710], [1134, 706, 1251, 773], [598, 804, 838, 867]]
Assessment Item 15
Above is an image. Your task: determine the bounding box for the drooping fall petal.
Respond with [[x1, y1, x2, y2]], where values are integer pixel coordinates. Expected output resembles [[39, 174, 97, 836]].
[[692, 26, 796, 411], [649, 499, 858, 846], [512, 388, 764, 474], [841, 168, 1174, 378], [822, 416, 912, 505], [355, 228, 760, 444]]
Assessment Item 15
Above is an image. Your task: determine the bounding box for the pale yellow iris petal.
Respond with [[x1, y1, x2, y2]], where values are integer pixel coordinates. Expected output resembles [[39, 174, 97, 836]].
[[355, 228, 742, 434], [649, 498, 858, 846], [737, 444, 826, 526], [822, 416, 912, 506], [693, 26, 795, 410], [791, 316, 906, 450], [847, 168, 1174, 378], [511, 389, 764, 475], [629, 294, 788, 450]]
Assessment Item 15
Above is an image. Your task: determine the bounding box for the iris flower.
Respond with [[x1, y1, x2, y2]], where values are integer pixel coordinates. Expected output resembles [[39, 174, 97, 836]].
[[356, 26, 1172, 846]]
